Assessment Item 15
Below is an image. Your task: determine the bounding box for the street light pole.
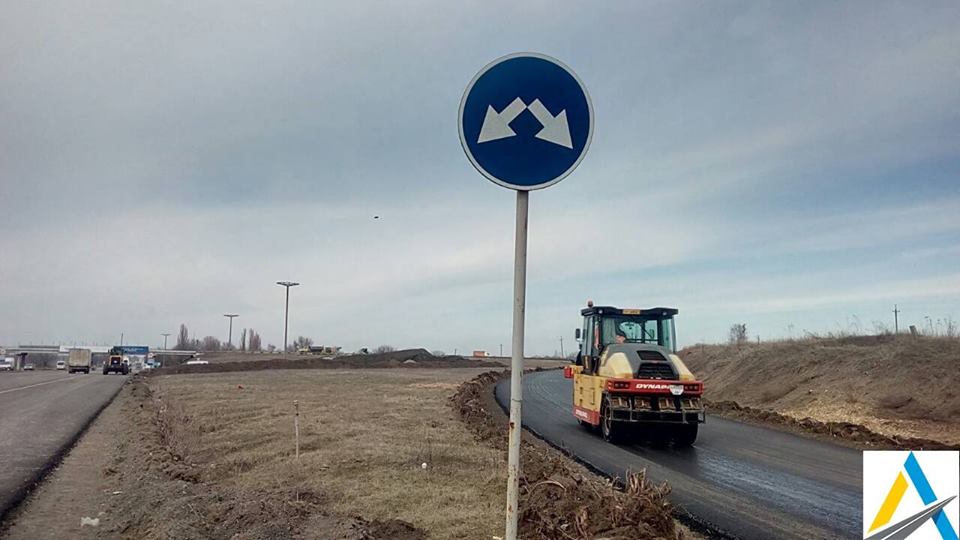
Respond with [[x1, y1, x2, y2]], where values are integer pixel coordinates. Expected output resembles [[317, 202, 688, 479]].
[[161, 333, 171, 350], [223, 314, 238, 348], [276, 281, 300, 354]]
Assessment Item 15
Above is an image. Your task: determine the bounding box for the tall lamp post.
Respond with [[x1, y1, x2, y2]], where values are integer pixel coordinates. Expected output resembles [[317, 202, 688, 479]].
[[223, 314, 238, 348], [276, 281, 300, 354], [161, 333, 171, 350]]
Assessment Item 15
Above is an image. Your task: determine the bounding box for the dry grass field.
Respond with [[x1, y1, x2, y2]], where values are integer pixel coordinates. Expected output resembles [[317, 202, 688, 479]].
[[150, 368, 505, 538], [4, 366, 690, 539]]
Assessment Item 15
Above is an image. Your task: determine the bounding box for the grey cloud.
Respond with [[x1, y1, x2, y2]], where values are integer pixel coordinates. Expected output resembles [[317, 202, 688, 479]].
[[2, 2, 959, 352]]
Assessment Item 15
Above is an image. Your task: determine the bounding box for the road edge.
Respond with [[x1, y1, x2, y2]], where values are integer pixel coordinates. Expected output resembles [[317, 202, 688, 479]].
[[452, 369, 688, 539], [491, 372, 734, 540], [0, 376, 128, 526]]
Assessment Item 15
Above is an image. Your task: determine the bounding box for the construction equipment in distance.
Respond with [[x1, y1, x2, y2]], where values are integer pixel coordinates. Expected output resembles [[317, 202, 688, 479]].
[[564, 302, 705, 445], [103, 346, 129, 375]]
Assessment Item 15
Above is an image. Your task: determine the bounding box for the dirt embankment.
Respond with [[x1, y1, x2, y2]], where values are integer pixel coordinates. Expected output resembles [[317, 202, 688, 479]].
[[681, 336, 960, 448], [451, 371, 684, 540], [155, 348, 499, 375]]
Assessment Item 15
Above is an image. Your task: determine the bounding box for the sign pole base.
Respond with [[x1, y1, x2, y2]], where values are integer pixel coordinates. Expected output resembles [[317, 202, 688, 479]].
[[505, 189, 529, 540]]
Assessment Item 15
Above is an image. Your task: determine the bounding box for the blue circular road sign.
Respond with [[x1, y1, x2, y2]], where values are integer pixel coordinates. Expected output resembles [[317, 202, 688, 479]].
[[459, 53, 593, 191]]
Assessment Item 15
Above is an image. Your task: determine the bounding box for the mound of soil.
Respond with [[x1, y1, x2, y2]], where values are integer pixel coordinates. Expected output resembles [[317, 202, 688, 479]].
[[682, 336, 960, 447], [155, 348, 498, 375], [451, 371, 680, 540], [707, 400, 956, 450]]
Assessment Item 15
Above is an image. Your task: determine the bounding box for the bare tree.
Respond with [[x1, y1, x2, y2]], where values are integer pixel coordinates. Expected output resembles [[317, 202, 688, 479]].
[[200, 336, 222, 352], [373, 345, 396, 354], [293, 336, 314, 350], [728, 323, 748, 345], [248, 330, 261, 352], [240, 328, 247, 352], [176, 324, 190, 350], [267, 343, 276, 353]]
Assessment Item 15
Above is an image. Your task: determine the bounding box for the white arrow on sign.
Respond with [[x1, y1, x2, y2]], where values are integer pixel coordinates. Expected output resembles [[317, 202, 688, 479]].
[[477, 97, 573, 149], [477, 97, 527, 144], [527, 99, 573, 149]]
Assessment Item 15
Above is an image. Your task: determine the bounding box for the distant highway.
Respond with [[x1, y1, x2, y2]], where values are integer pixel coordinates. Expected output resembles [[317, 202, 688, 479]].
[[0, 372, 126, 521], [497, 370, 862, 540]]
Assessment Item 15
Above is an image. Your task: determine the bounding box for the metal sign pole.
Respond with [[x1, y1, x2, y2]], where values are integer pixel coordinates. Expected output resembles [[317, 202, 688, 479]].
[[505, 189, 529, 540], [459, 52, 591, 540]]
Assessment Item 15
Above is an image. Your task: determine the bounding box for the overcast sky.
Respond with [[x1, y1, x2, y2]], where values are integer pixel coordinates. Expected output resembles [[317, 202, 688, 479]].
[[2, 1, 958, 355]]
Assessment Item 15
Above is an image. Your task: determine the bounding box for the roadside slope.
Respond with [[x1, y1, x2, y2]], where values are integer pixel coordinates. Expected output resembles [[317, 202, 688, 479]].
[[0, 373, 126, 523], [680, 336, 960, 446]]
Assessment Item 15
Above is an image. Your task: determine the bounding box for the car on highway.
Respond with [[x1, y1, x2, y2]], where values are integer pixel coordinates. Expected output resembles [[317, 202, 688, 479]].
[[185, 359, 209, 365], [0, 359, 13, 371], [56, 360, 66, 370], [24, 363, 35, 371]]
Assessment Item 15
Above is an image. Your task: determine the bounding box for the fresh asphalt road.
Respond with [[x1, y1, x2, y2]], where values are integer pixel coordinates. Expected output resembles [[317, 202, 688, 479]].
[[0, 371, 126, 520], [497, 370, 863, 540]]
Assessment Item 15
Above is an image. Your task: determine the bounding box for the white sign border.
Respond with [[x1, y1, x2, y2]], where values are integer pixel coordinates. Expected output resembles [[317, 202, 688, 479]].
[[458, 52, 594, 191]]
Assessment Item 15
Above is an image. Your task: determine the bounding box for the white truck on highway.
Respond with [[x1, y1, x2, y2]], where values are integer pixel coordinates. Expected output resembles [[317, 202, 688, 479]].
[[67, 348, 92, 374]]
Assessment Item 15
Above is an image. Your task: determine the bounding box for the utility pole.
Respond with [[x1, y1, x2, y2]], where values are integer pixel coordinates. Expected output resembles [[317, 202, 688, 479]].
[[120, 332, 124, 347], [559, 336, 564, 358], [161, 333, 171, 350], [223, 314, 238, 348], [276, 281, 300, 354], [500, 343, 503, 357], [893, 304, 900, 334]]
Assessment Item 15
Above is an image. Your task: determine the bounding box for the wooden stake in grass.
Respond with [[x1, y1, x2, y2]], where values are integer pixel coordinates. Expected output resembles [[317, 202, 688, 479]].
[[294, 400, 300, 460]]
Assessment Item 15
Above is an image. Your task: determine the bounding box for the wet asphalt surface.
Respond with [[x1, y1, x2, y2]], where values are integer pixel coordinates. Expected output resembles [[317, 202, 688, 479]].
[[0, 371, 126, 520], [496, 370, 863, 539]]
